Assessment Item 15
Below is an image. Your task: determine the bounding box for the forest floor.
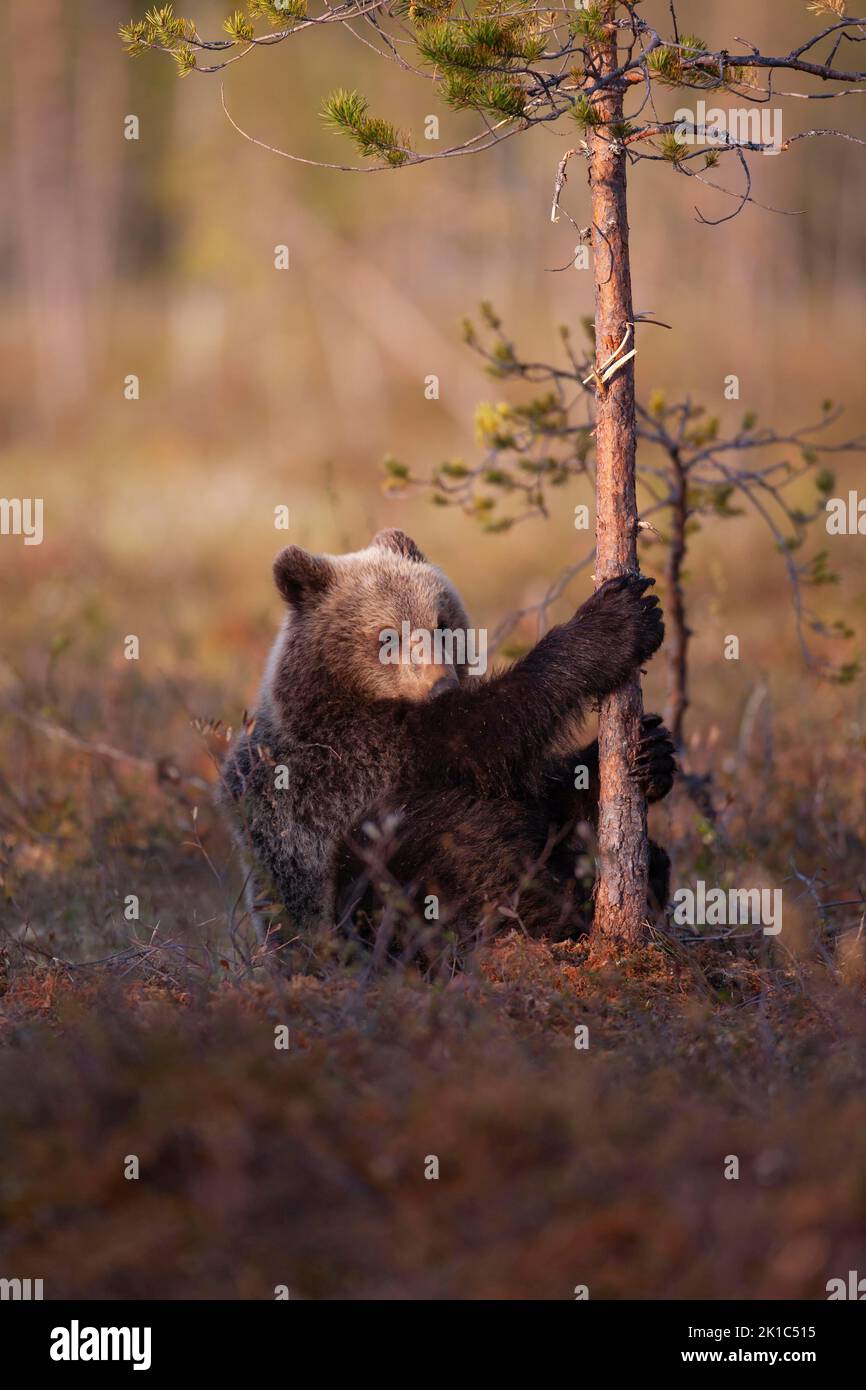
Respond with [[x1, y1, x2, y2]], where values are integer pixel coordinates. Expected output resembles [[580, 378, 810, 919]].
[[1, 647, 865, 1298], [0, 925, 865, 1299]]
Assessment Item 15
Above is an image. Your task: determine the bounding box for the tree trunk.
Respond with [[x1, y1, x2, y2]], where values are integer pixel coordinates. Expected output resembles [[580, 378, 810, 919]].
[[9, 0, 90, 426], [588, 9, 648, 952]]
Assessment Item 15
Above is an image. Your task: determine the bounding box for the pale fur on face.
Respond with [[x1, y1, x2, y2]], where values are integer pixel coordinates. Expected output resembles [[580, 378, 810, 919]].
[[270, 531, 472, 703]]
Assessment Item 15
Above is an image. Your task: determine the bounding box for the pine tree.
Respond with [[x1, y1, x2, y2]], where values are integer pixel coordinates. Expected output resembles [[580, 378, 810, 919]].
[[122, 0, 866, 951]]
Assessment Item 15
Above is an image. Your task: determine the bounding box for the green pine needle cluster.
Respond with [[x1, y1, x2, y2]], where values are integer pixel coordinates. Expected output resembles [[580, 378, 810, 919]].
[[808, 550, 840, 586], [120, 5, 192, 55], [443, 73, 527, 119], [403, 0, 455, 20], [381, 455, 413, 494], [815, 468, 835, 497], [223, 9, 254, 40], [648, 34, 715, 88], [416, 13, 544, 68], [247, 0, 308, 23], [572, 93, 603, 129], [414, 12, 547, 120], [570, 2, 606, 43], [660, 132, 688, 163], [121, 1, 308, 64], [474, 400, 516, 450], [222, 8, 252, 39], [173, 43, 197, 74], [683, 413, 719, 449], [322, 90, 412, 166]]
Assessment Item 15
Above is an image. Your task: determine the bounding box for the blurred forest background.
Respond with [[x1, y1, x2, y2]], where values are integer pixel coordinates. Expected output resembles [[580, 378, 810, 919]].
[[2, 0, 864, 713], [1, 0, 865, 1300]]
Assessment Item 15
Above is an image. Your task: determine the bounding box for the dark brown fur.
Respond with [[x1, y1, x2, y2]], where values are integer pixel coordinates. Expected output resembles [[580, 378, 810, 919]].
[[219, 530, 674, 967]]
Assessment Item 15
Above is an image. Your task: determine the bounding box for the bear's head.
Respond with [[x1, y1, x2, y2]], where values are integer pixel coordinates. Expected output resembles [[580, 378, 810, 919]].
[[271, 530, 473, 702]]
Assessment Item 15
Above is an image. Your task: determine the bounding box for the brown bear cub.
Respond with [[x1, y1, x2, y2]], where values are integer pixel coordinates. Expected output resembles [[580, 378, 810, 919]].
[[219, 529, 675, 968]]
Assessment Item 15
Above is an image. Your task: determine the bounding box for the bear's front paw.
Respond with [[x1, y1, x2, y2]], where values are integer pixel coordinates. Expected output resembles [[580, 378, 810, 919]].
[[632, 713, 677, 802], [576, 574, 664, 670]]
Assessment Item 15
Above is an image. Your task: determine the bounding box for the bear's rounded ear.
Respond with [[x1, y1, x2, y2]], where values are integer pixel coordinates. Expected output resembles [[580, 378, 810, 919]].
[[273, 546, 334, 608], [371, 528, 426, 563]]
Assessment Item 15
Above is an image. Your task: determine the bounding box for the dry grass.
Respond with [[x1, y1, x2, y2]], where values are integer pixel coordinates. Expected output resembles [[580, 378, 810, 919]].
[[0, 928, 865, 1300], [1, 654, 865, 1298]]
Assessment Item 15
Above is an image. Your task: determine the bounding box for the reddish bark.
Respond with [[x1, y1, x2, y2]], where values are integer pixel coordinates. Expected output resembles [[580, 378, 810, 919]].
[[588, 12, 648, 952]]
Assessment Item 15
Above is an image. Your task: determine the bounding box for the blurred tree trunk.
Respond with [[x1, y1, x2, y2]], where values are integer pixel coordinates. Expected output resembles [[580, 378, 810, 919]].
[[75, 2, 128, 300], [588, 7, 648, 952], [9, 0, 89, 425], [664, 450, 690, 747]]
